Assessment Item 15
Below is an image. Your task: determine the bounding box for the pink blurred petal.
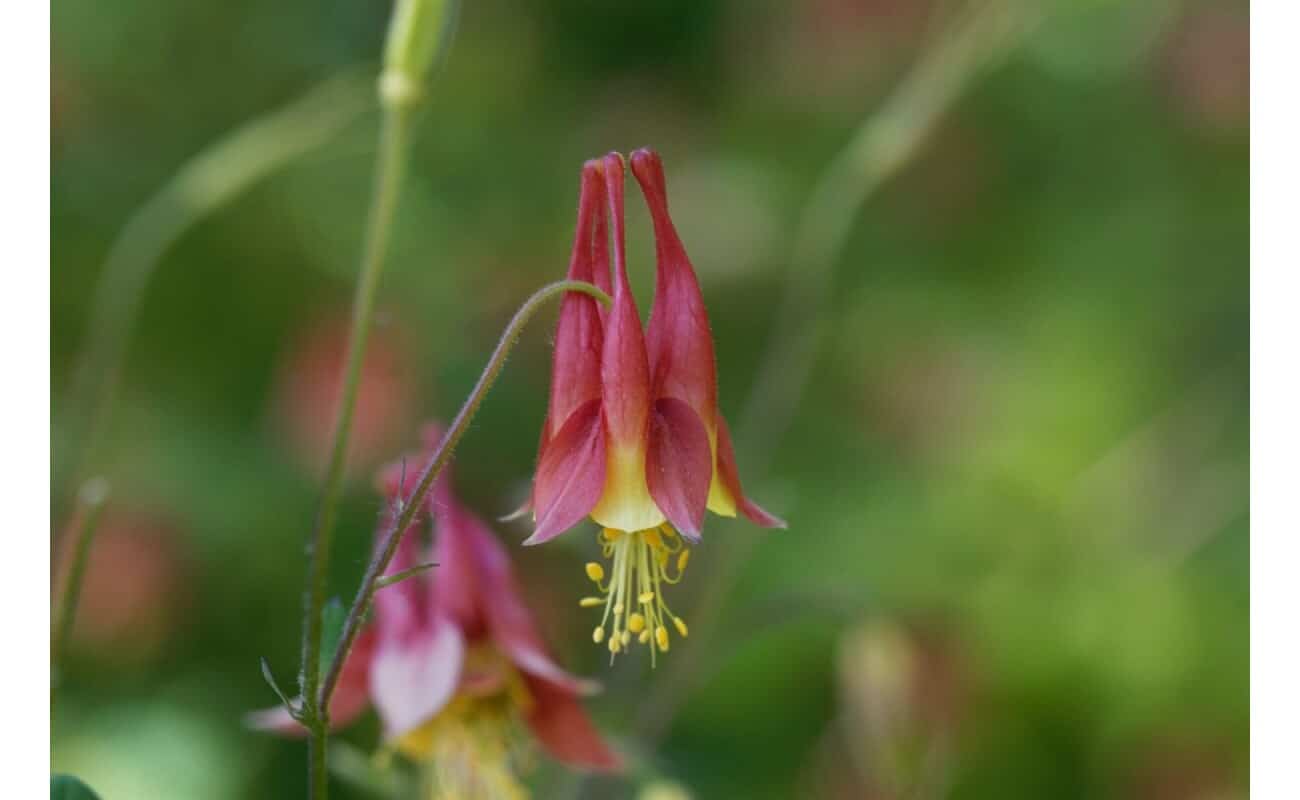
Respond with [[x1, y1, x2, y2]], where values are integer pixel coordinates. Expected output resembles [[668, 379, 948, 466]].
[[430, 489, 482, 632], [646, 397, 713, 541], [461, 509, 599, 695], [528, 398, 607, 545], [372, 511, 429, 642], [369, 615, 465, 738], [522, 674, 623, 772], [244, 703, 305, 736]]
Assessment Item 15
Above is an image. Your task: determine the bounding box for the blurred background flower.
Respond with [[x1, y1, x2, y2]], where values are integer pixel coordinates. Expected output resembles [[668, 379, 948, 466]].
[[269, 311, 419, 476], [54, 507, 190, 668]]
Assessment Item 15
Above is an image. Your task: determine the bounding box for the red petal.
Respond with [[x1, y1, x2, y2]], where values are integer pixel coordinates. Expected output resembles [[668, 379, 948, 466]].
[[715, 415, 787, 528], [546, 163, 607, 440], [430, 487, 481, 631], [631, 149, 718, 432], [599, 153, 653, 454], [372, 510, 430, 641], [458, 508, 598, 695], [646, 397, 713, 541], [522, 674, 623, 772], [590, 162, 612, 322], [528, 398, 607, 545], [369, 614, 465, 738]]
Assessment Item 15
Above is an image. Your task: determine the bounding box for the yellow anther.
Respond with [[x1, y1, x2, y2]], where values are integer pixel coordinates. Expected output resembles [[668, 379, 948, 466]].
[[580, 527, 694, 659]]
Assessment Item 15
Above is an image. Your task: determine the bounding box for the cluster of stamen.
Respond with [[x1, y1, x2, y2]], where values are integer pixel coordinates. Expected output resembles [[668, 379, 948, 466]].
[[391, 648, 533, 799], [580, 526, 690, 665]]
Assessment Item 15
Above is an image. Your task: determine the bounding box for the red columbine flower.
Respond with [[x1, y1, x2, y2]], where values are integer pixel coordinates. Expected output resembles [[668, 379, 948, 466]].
[[250, 426, 620, 785], [526, 151, 785, 662]]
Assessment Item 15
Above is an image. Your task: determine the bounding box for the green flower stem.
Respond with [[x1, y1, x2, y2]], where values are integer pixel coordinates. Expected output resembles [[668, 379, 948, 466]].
[[51, 479, 110, 709], [316, 280, 611, 713], [299, 103, 415, 800], [54, 72, 372, 503], [299, 5, 461, 794]]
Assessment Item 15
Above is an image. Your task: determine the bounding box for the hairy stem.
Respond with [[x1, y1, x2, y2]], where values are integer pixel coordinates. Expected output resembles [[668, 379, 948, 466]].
[[300, 104, 414, 799], [317, 279, 611, 709]]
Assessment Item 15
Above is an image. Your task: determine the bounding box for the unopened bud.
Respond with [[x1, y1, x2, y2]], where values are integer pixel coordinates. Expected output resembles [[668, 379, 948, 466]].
[[381, 0, 457, 109]]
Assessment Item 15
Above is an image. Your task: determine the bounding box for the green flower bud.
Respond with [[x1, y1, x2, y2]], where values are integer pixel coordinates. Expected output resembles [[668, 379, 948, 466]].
[[380, 0, 456, 110]]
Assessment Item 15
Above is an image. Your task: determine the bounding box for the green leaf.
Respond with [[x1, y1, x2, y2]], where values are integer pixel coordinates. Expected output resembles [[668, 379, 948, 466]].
[[51, 774, 103, 800], [319, 597, 346, 677], [374, 561, 437, 591], [259, 657, 297, 717]]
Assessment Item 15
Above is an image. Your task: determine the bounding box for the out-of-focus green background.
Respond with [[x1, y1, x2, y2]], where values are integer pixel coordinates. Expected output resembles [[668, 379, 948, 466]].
[[51, 1, 1248, 798]]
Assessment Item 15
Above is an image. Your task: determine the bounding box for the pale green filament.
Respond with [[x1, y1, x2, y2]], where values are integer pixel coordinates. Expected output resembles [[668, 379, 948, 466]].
[[583, 526, 690, 666]]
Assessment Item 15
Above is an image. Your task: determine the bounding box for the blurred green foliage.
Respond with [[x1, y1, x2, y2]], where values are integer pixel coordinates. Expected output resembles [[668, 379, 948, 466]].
[[52, 1, 1247, 798]]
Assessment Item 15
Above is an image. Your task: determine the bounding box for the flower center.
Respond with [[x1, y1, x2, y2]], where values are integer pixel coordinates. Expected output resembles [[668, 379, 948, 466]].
[[392, 647, 534, 799], [580, 526, 691, 665]]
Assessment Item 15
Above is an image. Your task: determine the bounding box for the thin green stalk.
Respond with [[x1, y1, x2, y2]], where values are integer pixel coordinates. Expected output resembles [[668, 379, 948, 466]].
[[297, 4, 460, 792], [632, 0, 1037, 749], [54, 72, 372, 502], [52, 479, 110, 691], [299, 104, 414, 799], [318, 280, 612, 709]]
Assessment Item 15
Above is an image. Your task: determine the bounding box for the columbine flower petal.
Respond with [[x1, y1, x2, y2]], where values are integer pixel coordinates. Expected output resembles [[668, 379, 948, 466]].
[[439, 490, 598, 696], [529, 397, 607, 545], [370, 482, 466, 739], [631, 148, 719, 435], [646, 397, 713, 541], [522, 674, 622, 772], [369, 613, 465, 739], [590, 152, 663, 533], [709, 415, 787, 528], [544, 161, 607, 447]]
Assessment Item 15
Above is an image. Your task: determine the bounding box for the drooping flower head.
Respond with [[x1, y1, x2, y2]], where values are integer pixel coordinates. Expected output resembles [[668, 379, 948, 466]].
[[527, 150, 785, 662], [250, 425, 620, 792]]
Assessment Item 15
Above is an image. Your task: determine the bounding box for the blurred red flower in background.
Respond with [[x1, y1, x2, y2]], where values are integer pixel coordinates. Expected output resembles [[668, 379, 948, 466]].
[[53, 509, 190, 666], [269, 312, 418, 476]]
